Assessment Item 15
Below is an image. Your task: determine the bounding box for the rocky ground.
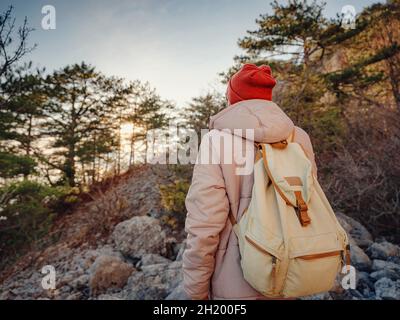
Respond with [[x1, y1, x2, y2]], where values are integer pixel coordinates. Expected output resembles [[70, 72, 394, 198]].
[[306, 213, 400, 300], [0, 165, 399, 300], [0, 214, 187, 300]]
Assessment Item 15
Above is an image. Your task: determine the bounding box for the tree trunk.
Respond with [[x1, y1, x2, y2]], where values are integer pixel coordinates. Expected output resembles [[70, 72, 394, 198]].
[[129, 135, 135, 166], [23, 115, 33, 180], [92, 133, 97, 184], [65, 147, 76, 187], [386, 56, 400, 111]]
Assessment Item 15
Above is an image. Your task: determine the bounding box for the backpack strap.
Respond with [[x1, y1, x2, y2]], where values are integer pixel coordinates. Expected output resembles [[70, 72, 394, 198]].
[[229, 131, 301, 228], [260, 144, 292, 206], [290, 127, 296, 142], [229, 142, 265, 227], [228, 211, 237, 226], [229, 143, 267, 228]]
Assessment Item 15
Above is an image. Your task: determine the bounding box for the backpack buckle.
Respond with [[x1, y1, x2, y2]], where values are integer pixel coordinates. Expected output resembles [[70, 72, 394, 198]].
[[294, 191, 311, 227], [298, 202, 308, 212]]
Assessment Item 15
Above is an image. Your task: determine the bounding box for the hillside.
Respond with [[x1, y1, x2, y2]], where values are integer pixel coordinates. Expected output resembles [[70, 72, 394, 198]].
[[0, 165, 399, 300], [0, 165, 187, 299]]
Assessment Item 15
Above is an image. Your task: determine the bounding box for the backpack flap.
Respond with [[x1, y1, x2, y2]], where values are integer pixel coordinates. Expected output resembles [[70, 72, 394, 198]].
[[261, 143, 313, 227]]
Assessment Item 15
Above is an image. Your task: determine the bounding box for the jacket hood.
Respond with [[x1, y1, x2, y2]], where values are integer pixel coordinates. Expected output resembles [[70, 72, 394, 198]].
[[209, 99, 294, 143]]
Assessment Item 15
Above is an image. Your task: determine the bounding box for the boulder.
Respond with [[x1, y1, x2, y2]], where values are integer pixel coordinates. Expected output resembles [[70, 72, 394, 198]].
[[356, 271, 375, 298], [371, 259, 400, 273], [336, 213, 373, 248], [122, 261, 182, 300], [349, 240, 371, 271], [370, 269, 400, 282], [374, 277, 400, 300], [70, 274, 90, 290], [369, 259, 400, 282], [367, 242, 400, 260], [112, 216, 167, 258], [137, 254, 171, 268], [89, 255, 135, 296], [165, 283, 188, 300]]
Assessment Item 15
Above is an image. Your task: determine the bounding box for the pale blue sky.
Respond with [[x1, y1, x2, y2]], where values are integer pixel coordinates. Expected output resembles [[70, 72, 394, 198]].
[[2, 0, 382, 106]]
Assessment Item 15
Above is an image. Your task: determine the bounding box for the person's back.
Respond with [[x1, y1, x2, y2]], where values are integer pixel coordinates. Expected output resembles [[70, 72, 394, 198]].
[[182, 64, 318, 300]]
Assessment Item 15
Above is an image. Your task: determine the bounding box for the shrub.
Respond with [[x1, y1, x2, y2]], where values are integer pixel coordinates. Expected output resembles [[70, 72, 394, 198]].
[[0, 180, 72, 268], [159, 179, 190, 214], [319, 109, 400, 243], [159, 179, 190, 231]]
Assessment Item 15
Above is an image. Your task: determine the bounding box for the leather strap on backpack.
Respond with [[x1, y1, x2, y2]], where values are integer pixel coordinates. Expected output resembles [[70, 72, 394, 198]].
[[270, 140, 288, 149], [269, 127, 296, 149], [294, 191, 311, 226]]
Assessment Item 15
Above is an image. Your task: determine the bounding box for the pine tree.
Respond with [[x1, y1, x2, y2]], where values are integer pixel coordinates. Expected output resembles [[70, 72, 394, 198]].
[[126, 83, 171, 165], [0, 6, 37, 180], [42, 63, 127, 186], [324, 1, 400, 111], [232, 0, 349, 152], [182, 92, 227, 136]]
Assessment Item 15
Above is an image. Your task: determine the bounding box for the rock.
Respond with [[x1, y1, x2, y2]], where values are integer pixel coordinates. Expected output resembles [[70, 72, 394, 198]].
[[302, 292, 333, 300], [165, 283, 188, 300], [356, 272, 375, 297], [349, 241, 371, 271], [89, 255, 135, 296], [165, 237, 179, 260], [369, 259, 400, 281], [0, 290, 14, 300], [112, 216, 167, 259], [59, 271, 76, 285], [336, 213, 373, 248], [370, 269, 400, 281], [97, 245, 124, 259], [347, 289, 364, 299], [147, 208, 162, 219], [128, 284, 168, 300], [96, 294, 122, 300], [371, 259, 400, 273], [367, 242, 400, 260], [66, 292, 83, 300], [374, 277, 400, 300], [387, 256, 400, 265], [137, 254, 171, 268], [122, 261, 183, 300], [70, 274, 90, 289], [175, 241, 186, 261]]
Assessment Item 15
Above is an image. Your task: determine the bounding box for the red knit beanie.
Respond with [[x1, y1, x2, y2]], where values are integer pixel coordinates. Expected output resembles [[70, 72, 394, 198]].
[[226, 63, 276, 105]]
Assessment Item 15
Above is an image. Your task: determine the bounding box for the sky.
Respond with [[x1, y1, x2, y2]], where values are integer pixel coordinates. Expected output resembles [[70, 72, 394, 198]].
[[2, 0, 383, 106]]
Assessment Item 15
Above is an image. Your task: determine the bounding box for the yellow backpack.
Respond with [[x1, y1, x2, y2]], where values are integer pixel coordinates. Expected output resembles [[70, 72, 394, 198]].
[[229, 132, 351, 298]]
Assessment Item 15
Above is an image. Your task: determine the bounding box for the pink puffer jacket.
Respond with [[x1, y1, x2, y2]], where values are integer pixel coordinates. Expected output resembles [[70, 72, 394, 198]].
[[183, 99, 318, 300]]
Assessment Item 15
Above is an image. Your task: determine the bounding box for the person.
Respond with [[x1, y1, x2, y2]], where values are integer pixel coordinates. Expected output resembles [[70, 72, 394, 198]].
[[182, 63, 318, 300]]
